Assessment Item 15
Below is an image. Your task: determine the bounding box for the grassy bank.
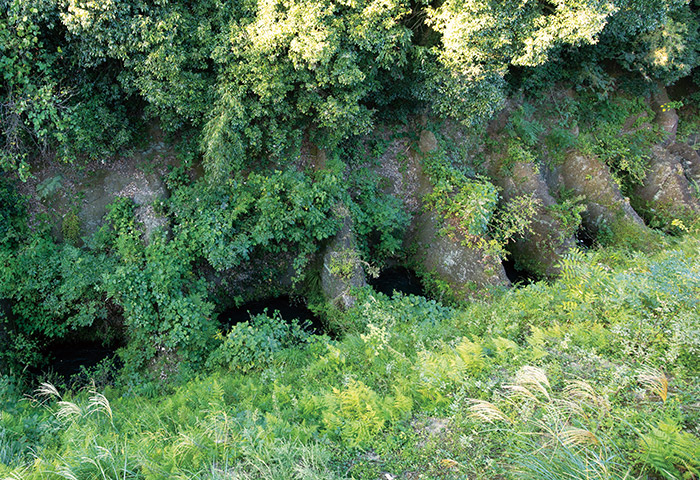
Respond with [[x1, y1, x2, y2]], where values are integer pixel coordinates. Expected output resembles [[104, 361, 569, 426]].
[[2, 236, 699, 479]]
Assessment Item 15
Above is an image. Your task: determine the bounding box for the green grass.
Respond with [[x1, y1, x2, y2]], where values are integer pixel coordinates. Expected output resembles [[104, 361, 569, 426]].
[[1, 235, 699, 479]]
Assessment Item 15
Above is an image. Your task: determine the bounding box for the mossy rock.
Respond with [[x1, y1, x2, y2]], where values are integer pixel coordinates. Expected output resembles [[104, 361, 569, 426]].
[[375, 128, 510, 297], [321, 208, 367, 310], [633, 145, 700, 230], [489, 158, 575, 277], [558, 151, 648, 240]]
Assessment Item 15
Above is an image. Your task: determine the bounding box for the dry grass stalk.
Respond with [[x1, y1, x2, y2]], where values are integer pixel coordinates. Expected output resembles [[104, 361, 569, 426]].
[[637, 366, 668, 402], [513, 366, 551, 401], [564, 380, 609, 412], [559, 427, 600, 446], [504, 384, 540, 402], [467, 399, 511, 423], [56, 401, 83, 421], [36, 382, 61, 399], [88, 391, 113, 422], [553, 398, 585, 418]]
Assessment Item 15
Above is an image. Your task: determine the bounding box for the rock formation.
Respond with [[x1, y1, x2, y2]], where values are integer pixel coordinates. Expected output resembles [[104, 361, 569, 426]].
[[555, 151, 647, 239], [376, 128, 510, 299]]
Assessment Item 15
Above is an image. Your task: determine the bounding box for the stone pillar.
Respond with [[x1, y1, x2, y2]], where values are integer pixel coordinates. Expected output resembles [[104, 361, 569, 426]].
[[320, 207, 367, 309]]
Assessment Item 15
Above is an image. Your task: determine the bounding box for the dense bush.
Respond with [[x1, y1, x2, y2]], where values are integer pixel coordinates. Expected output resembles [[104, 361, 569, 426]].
[[99, 197, 217, 372], [207, 311, 310, 373]]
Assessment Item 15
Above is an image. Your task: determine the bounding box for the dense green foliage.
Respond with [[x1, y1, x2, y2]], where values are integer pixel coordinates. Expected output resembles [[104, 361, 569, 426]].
[[169, 166, 345, 272], [1, 236, 699, 478], [2, 0, 698, 176], [1, 0, 699, 477], [423, 149, 541, 259]]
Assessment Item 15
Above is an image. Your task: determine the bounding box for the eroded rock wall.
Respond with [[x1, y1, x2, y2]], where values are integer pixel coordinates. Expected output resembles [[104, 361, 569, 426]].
[[376, 127, 510, 298]]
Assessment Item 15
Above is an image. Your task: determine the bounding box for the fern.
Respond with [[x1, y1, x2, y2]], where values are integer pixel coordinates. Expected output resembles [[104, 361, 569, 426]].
[[322, 380, 387, 446], [454, 338, 485, 374], [638, 419, 700, 480]]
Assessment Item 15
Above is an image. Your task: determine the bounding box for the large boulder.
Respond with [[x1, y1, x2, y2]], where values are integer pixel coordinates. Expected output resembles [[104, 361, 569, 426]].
[[409, 209, 509, 297], [488, 157, 575, 277], [557, 151, 648, 239], [669, 141, 700, 186], [482, 96, 576, 276], [633, 144, 700, 223]]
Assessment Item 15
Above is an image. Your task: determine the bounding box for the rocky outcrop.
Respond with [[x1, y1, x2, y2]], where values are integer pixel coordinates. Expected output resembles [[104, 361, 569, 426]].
[[623, 84, 700, 227], [633, 145, 700, 221], [482, 97, 576, 277], [488, 158, 575, 277], [651, 85, 679, 144], [669, 142, 700, 186], [556, 151, 647, 237], [20, 139, 175, 244], [320, 208, 367, 309], [409, 209, 509, 296], [376, 128, 509, 298], [79, 169, 169, 242]]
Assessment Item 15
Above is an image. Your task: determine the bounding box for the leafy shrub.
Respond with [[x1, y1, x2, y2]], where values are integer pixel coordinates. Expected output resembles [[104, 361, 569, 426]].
[[347, 165, 411, 261], [0, 179, 25, 250], [577, 94, 661, 189], [100, 197, 217, 373], [423, 149, 540, 259], [342, 286, 455, 334], [170, 167, 343, 274], [207, 311, 310, 373], [546, 195, 587, 242], [0, 238, 112, 340], [423, 151, 499, 239]]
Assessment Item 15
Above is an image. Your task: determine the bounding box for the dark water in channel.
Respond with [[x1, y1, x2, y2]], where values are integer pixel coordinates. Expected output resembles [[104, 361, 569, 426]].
[[37, 268, 439, 379], [368, 266, 427, 297], [34, 296, 321, 381], [219, 295, 324, 333], [35, 263, 538, 381], [37, 341, 119, 382]]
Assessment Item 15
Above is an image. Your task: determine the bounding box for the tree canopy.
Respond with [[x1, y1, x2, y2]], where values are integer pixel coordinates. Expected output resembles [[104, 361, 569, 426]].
[[1, 0, 698, 177]]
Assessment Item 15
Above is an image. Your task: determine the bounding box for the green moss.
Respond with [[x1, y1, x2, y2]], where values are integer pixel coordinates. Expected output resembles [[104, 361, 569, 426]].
[[61, 210, 81, 245], [328, 248, 361, 279], [631, 199, 700, 236], [596, 215, 663, 251]]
